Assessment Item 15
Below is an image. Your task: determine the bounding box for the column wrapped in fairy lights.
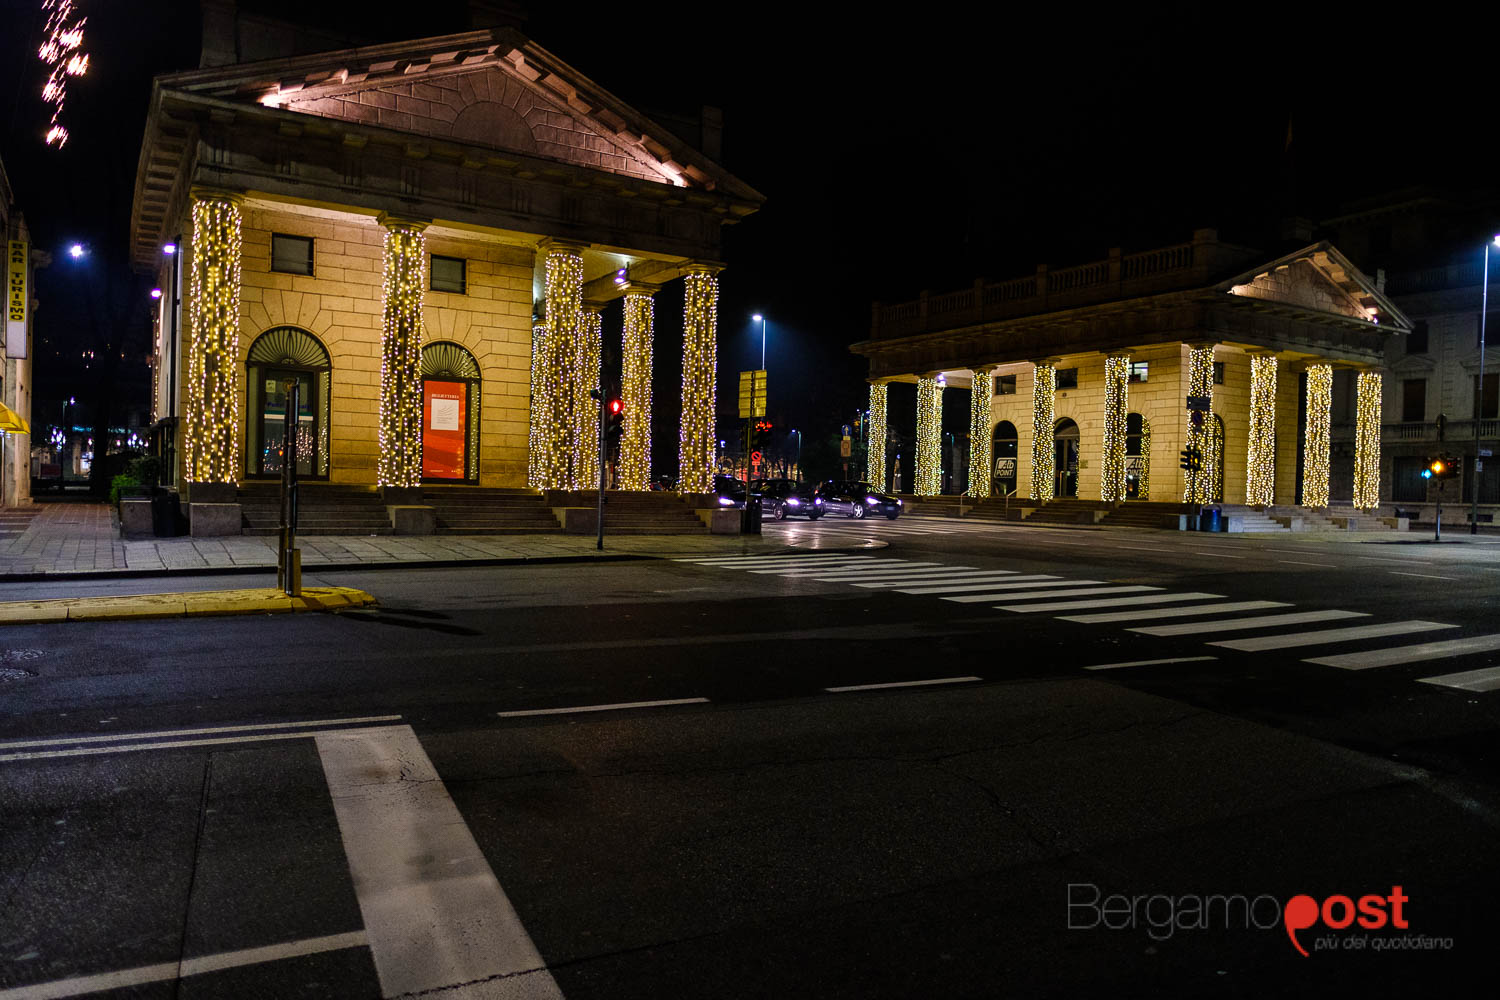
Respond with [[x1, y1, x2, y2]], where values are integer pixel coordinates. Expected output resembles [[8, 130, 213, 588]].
[[1030, 363, 1055, 501], [967, 368, 993, 498], [184, 192, 243, 484], [1302, 364, 1333, 508], [1183, 346, 1215, 504], [540, 245, 585, 490], [1246, 354, 1278, 506], [527, 322, 547, 489], [677, 267, 719, 494], [915, 376, 943, 496], [1353, 370, 1383, 510], [866, 382, 888, 491], [619, 288, 656, 491], [1101, 354, 1130, 502], [376, 220, 427, 487], [572, 308, 602, 489]]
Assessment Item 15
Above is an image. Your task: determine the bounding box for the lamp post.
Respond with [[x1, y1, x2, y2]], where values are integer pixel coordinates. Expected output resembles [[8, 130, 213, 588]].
[[752, 313, 767, 371], [791, 428, 802, 477], [1475, 235, 1500, 533]]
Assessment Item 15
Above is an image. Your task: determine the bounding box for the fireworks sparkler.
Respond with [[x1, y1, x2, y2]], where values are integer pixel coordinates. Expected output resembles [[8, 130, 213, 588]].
[[38, 0, 89, 147]]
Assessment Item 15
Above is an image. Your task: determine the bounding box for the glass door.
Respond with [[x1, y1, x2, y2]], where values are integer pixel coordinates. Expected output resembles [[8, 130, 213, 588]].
[[258, 369, 317, 477]]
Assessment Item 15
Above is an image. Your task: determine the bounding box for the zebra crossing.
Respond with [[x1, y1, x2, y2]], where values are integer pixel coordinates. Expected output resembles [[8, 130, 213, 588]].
[[673, 552, 1500, 694]]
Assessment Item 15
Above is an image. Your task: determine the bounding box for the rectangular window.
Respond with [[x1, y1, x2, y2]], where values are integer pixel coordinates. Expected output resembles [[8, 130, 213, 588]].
[[1055, 368, 1078, 390], [1212, 361, 1225, 386], [1476, 372, 1499, 419], [993, 374, 1016, 396], [1128, 361, 1148, 383], [1392, 457, 1429, 503], [431, 255, 466, 294], [1406, 321, 1428, 354], [270, 234, 313, 276], [1402, 379, 1426, 422]]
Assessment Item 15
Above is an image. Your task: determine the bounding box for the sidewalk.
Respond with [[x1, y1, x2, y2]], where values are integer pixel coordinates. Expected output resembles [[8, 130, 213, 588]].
[[0, 503, 881, 580]]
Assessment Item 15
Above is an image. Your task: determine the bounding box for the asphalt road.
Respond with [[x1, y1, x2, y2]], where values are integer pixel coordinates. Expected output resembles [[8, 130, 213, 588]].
[[2, 518, 1497, 998]]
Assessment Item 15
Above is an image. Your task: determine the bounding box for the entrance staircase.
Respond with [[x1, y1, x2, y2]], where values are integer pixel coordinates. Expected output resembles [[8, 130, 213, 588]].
[[898, 495, 964, 518], [588, 492, 709, 534], [1098, 501, 1193, 529], [238, 482, 392, 535], [1214, 505, 1289, 533], [1269, 506, 1400, 532], [1020, 499, 1116, 525], [423, 486, 562, 534]]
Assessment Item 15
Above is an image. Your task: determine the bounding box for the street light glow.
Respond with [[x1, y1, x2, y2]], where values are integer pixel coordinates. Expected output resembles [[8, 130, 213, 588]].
[[150, 288, 162, 299], [162, 243, 177, 255], [68, 243, 84, 259], [752, 313, 762, 322]]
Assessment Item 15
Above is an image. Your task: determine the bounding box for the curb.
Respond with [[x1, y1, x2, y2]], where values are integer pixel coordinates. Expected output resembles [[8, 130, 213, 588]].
[[0, 587, 376, 625]]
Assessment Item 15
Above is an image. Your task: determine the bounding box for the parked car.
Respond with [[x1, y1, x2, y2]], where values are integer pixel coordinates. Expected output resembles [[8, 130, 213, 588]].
[[713, 474, 750, 510], [816, 480, 903, 520], [752, 478, 824, 520]]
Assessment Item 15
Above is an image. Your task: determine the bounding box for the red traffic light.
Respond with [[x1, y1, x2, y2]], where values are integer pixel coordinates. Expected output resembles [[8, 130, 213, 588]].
[[609, 399, 622, 413]]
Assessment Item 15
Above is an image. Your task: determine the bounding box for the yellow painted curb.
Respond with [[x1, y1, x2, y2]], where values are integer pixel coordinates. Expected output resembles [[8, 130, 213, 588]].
[[0, 587, 374, 626]]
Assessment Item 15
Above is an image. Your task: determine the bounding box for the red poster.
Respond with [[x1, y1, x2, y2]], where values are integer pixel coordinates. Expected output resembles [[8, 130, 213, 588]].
[[423, 380, 467, 479]]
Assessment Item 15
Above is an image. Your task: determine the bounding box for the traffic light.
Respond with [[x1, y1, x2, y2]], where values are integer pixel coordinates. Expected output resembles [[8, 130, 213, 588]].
[[1425, 454, 1457, 480], [1179, 446, 1202, 472], [605, 399, 623, 443]]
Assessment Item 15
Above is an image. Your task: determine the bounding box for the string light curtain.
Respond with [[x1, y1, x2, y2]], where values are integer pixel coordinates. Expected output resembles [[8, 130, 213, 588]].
[[866, 382, 888, 491], [619, 289, 655, 491], [1246, 354, 1278, 506], [915, 376, 943, 496], [1353, 370, 1383, 510], [1136, 418, 1152, 500], [1302, 364, 1333, 508], [1030, 363, 1055, 501], [541, 245, 585, 489], [678, 267, 719, 493], [376, 220, 427, 487], [527, 322, 547, 489], [967, 368, 992, 498], [1183, 346, 1215, 504], [184, 192, 243, 484], [573, 309, 602, 489], [1101, 355, 1130, 502]]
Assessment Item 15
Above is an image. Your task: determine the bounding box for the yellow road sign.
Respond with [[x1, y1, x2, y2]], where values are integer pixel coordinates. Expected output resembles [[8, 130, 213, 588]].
[[737, 369, 767, 418]]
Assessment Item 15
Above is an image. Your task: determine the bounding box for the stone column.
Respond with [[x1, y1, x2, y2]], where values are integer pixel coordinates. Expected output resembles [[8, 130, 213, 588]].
[[1029, 361, 1056, 501], [527, 321, 547, 489], [537, 240, 586, 490], [376, 214, 428, 491], [915, 375, 944, 496], [967, 367, 993, 498], [619, 283, 657, 491], [574, 306, 603, 490], [677, 264, 721, 494], [866, 381, 888, 491], [1184, 344, 1216, 504], [1353, 369, 1383, 510], [184, 188, 244, 490], [1302, 363, 1333, 509], [1245, 353, 1278, 506], [1101, 353, 1129, 502]]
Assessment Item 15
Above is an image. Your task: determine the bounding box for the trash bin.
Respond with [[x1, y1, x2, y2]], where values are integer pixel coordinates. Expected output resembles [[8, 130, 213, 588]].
[[151, 492, 182, 536], [741, 497, 762, 534], [1199, 507, 1222, 533]]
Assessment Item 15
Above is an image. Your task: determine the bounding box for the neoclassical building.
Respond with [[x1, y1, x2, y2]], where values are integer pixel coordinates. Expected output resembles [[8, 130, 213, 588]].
[[133, 25, 760, 530], [851, 230, 1413, 513]]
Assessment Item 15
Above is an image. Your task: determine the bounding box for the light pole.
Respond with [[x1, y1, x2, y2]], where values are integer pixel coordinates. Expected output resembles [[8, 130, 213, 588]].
[[791, 428, 802, 477], [752, 313, 767, 371], [1474, 235, 1500, 533]]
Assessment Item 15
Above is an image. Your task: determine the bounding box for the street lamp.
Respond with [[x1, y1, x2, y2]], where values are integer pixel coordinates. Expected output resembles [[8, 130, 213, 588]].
[[1475, 234, 1500, 533], [791, 428, 802, 475], [751, 313, 767, 371]]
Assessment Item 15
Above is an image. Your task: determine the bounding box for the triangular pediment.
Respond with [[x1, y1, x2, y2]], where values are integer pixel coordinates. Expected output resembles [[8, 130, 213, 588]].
[[1389, 352, 1436, 373], [1217, 242, 1413, 333]]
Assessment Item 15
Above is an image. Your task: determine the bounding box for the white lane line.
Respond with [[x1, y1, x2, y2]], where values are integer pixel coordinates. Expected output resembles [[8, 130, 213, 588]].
[[1210, 620, 1457, 652], [1418, 665, 1500, 692], [765, 562, 940, 577], [825, 676, 983, 693], [856, 571, 1036, 588], [1059, 600, 1292, 624], [1111, 545, 1161, 552], [497, 697, 709, 718], [707, 557, 877, 569], [980, 585, 1161, 603], [317, 725, 564, 999], [676, 552, 857, 564], [0, 715, 403, 752], [1389, 571, 1459, 581], [0, 725, 406, 764], [1279, 560, 1332, 568], [938, 581, 1103, 602], [1186, 551, 1245, 559], [1003, 592, 1225, 613], [1305, 634, 1500, 671], [806, 566, 981, 582], [681, 554, 875, 566], [0, 932, 370, 1000], [1084, 656, 1218, 671], [904, 578, 1087, 596], [1130, 610, 1368, 637], [1356, 556, 1431, 565]]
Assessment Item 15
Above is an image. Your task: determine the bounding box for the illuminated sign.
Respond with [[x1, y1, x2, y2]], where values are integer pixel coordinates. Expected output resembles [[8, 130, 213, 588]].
[[6, 240, 26, 359]]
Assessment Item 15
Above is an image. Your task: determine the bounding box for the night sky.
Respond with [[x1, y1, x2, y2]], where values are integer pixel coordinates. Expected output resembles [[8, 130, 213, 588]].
[[2, 0, 1493, 477]]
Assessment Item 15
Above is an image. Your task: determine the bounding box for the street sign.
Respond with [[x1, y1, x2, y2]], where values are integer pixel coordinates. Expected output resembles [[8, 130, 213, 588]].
[[1185, 395, 1211, 412], [737, 369, 767, 418], [841, 424, 851, 437], [1481, 448, 1493, 458], [751, 450, 763, 470], [840, 435, 852, 458]]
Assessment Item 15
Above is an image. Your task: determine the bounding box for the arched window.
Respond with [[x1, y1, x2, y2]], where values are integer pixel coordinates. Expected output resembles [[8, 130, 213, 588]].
[[991, 420, 1018, 495], [421, 342, 481, 482], [246, 326, 331, 478]]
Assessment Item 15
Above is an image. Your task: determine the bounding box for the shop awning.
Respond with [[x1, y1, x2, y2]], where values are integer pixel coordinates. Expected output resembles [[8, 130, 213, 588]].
[[0, 402, 30, 434]]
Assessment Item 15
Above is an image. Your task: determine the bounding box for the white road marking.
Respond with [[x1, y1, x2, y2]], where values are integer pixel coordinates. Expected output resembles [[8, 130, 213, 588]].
[[1186, 551, 1245, 559], [825, 676, 983, 692], [1279, 560, 1332, 568], [708, 557, 877, 570], [1356, 556, 1431, 565], [1059, 600, 1291, 624], [676, 552, 858, 564], [1389, 571, 1459, 581], [899, 577, 1083, 596], [0, 715, 403, 752], [1111, 545, 1162, 552], [1003, 592, 1225, 613], [1210, 620, 1456, 652], [981, 585, 1161, 603], [937, 581, 1102, 602], [857, 572, 1047, 589], [1417, 665, 1500, 692], [0, 931, 370, 1000], [0, 725, 405, 764], [497, 698, 709, 718], [1130, 610, 1367, 637], [317, 725, 564, 999], [1084, 656, 1218, 671], [1305, 634, 1500, 671], [765, 562, 941, 577], [806, 565, 981, 581]]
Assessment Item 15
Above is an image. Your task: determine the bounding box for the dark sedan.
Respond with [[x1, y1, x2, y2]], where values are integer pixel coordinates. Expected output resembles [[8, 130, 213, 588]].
[[752, 478, 824, 520], [713, 475, 750, 510], [816, 480, 903, 520]]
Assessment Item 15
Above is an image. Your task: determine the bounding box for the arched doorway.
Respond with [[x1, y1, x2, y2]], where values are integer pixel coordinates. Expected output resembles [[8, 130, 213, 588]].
[[991, 420, 1018, 497], [246, 326, 330, 478], [421, 342, 481, 482], [1125, 413, 1150, 499], [1054, 418, 1080, 498]]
